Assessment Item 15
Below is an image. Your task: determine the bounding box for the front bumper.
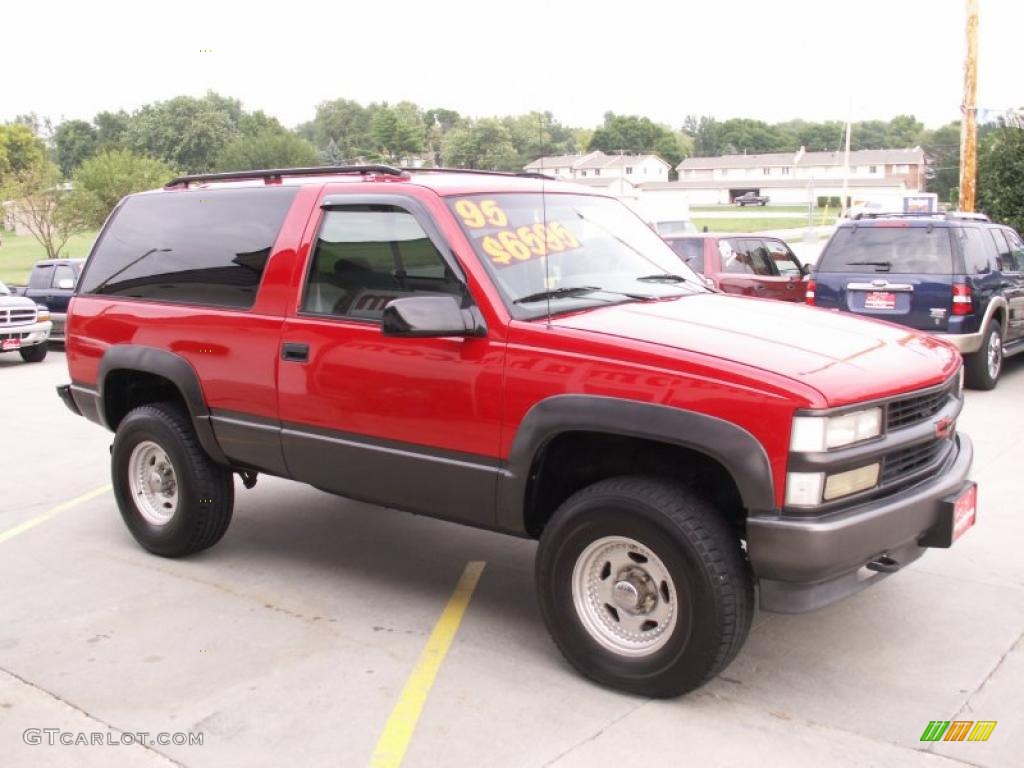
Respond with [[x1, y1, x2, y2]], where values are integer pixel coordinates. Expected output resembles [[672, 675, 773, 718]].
[[0, 320, 52, 349], [748, 432, 974, 613]]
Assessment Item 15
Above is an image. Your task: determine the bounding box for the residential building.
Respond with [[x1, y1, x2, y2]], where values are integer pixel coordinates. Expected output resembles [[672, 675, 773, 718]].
[[524, 151, 671, 182], [668, 148, 926, 205]]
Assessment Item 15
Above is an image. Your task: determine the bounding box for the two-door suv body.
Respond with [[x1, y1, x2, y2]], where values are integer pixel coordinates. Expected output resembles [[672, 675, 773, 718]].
[[59, 166, 976, 697]]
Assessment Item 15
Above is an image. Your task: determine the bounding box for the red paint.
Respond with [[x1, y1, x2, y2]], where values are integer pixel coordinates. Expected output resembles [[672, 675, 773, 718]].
[[66, 171, 961, 511]]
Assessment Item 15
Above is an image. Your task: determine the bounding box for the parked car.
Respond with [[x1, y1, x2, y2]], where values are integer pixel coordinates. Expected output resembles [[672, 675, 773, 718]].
[[59, 166, 973, 698], [734, 192, 769, 206], [809, 212, 1024, 389], [664, 233, 809, 302], [0, 280, 51, 362], [17, 258, 85, 340]]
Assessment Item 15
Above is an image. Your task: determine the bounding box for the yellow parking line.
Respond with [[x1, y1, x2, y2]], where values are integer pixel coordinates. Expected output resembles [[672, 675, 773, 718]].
[[369, 561, 486, 768], [0, 484, 112, 544]]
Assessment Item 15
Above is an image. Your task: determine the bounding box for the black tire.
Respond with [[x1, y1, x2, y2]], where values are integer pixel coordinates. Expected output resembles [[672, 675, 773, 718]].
[[19, 343, 47, 363], [963, 320, 1002, 390], [536, 476, 753, 698], [111, 402, 234, 557]]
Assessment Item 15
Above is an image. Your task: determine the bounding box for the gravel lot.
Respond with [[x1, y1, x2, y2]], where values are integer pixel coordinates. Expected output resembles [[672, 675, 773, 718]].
[[1, 348, 1021, 768]]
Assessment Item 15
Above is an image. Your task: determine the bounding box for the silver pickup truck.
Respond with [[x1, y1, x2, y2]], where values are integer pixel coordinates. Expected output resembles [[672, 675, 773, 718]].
[[0, 280, 51, 363]]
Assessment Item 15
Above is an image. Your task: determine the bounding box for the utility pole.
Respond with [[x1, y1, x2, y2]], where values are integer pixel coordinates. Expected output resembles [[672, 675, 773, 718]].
[[840, 115, 852, 218], [959, 0, 979, 212]]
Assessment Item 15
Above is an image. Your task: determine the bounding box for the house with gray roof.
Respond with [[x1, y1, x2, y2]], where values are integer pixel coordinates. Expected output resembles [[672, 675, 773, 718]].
[[524, 151, 670, 183]]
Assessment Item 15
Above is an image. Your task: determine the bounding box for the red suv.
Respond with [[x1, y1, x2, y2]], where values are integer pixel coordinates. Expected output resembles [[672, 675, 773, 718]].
[[58, 166, 975, 697], [664, 233, 809, 302]]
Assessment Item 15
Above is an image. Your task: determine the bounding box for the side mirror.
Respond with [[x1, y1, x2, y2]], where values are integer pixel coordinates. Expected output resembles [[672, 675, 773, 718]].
[[381, 295, 486, 338], [803, 263, 815, 276], [57, 278, 75, 290]]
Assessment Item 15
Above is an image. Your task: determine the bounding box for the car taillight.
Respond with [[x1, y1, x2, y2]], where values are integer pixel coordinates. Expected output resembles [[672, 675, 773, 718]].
[[805, 279, 816, 305], [952, 284, 973, 315]]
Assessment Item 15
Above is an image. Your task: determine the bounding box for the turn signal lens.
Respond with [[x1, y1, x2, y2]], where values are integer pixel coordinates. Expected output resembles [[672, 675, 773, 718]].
[[785, 472, 825, 507]]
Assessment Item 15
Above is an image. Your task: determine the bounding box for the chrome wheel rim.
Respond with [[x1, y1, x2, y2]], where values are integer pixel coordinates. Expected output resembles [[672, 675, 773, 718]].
[[987, 331, 1002, 381], [571, 536, 678, 657], [128, 441, 178, 526]]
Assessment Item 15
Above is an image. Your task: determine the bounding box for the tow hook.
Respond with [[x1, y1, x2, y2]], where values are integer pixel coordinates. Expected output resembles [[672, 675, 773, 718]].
[[866, 555, 901, 574], [237, 469, 258, 489]]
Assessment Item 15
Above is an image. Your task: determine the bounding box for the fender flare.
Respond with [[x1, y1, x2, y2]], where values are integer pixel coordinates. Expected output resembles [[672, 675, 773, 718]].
[[97, 344, 228, 465], [982, 296, 1009, 336], [496, 395, 776, 533]]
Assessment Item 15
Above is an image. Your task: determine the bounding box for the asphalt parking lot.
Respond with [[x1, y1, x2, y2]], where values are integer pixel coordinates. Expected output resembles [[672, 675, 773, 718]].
[[2, 349, 1021, 768]]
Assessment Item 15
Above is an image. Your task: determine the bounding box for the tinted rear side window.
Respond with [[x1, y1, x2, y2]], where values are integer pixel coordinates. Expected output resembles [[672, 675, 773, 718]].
[[79, 187, 298, 308], [666, 239, 704, 272], [818, 225, 953, 274]]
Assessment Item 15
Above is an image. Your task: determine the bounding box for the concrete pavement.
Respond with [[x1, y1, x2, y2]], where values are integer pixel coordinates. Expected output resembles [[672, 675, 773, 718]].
[[1, 349, 1021, 767]]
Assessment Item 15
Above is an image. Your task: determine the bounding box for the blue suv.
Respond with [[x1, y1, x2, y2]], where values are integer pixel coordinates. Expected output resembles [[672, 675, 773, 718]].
[[809, 213, 1024, 389]]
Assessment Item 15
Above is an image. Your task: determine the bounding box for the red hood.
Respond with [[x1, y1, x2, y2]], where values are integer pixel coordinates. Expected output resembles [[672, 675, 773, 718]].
[[549, 294, 960, 407]]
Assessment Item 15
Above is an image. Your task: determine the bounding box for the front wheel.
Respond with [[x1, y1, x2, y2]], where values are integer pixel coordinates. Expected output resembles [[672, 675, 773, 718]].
[[19, 343, 47, 362], [111, 402, 234, 557], [536, 476, 753, 698], [964, 320, 1002, 390]]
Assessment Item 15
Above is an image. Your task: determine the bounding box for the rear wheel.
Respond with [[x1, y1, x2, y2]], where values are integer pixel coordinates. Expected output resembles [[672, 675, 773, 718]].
[[19, 343, 47, 363], [111, 402, 234, 557], [964, 320, 1002, 390], [536, 476, 753, 698]]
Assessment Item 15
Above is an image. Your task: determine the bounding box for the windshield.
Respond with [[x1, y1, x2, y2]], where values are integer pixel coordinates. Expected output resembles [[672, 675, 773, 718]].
[[665, 239, 705, 272], [818, 225, 953, 274], [448, 193, 705, 317], [656, 220, 696, 236]]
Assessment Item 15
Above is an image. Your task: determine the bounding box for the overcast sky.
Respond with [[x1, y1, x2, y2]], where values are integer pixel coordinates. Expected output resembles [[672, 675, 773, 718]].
[[2, 0, 1019, 131]]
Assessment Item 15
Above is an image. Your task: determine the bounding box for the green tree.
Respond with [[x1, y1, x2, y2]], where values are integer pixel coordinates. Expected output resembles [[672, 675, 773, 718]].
[[921, 122, 961, 203], [851, 120, 890, 150], [298, 98, 374, 161], [978, 125, 1024, 232], [714, 118, 789, 155], [67, 150, 174, 228], [887, 114, 924, 147], [370, 102, 426, 162], [0, 123, 47, 179], [94, 110, 131, 150], [214, 129, 320, 172], [442, 118, 519, 170], [53, 120, 99, 176], [503, 111, 577, 168], [682, 115, 720, 157], [1, 160, 88, 258], [123, 92, 245, 173]]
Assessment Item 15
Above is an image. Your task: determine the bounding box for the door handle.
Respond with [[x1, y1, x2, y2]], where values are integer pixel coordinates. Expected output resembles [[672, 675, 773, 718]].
[[281, 342, 309, 362]]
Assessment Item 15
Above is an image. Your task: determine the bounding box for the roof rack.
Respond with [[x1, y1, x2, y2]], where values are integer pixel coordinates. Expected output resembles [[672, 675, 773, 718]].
[[164, 165, 407, 189], [852, 211, 990, 222], [400, 167, 555, 181]]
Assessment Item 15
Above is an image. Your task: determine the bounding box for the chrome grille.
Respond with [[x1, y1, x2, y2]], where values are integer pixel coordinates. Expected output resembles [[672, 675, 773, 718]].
[[0, 306, 37, 327], [886, 381, 954, 431]]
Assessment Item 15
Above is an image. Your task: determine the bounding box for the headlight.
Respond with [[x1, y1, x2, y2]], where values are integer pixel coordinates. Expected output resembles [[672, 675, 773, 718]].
[[35, 306, 50, 321], [790, 407, 882, 452]]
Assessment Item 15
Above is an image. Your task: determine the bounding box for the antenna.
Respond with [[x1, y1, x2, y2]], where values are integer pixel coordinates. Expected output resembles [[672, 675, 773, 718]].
[[540, 113, 552, 327]]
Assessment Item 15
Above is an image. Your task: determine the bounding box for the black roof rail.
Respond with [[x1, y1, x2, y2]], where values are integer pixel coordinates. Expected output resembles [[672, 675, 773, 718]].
[[851, 211, 990, 223], [164, 165, 407, 189], [400, 166, 556, 181]]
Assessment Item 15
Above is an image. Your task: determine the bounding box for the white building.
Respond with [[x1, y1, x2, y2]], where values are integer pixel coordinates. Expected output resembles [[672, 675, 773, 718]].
[[524, 151, 671, 183], [668, 148, 926, 205]]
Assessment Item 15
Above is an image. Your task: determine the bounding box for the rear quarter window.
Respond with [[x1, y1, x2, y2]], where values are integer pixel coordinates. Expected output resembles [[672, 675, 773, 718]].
[[817, 225, 953, 274], [79, 187, 298, 309]]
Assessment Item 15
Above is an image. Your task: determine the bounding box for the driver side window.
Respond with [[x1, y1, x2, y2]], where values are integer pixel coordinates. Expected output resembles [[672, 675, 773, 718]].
[[301, 205, 463, 321]]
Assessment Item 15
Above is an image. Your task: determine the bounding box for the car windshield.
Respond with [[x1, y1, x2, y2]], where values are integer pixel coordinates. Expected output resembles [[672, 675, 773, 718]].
[[817, 224, 954, 274], [448, 193, 706, 317], [656, 220, 696, 235], [665, 238, 705, 272]]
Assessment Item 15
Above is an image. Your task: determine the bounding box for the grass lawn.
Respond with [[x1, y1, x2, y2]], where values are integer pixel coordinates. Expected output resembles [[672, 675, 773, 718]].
[[0, 230, 99, 285], [691, 214, 838, 234], [690, 204, 835, 215]]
